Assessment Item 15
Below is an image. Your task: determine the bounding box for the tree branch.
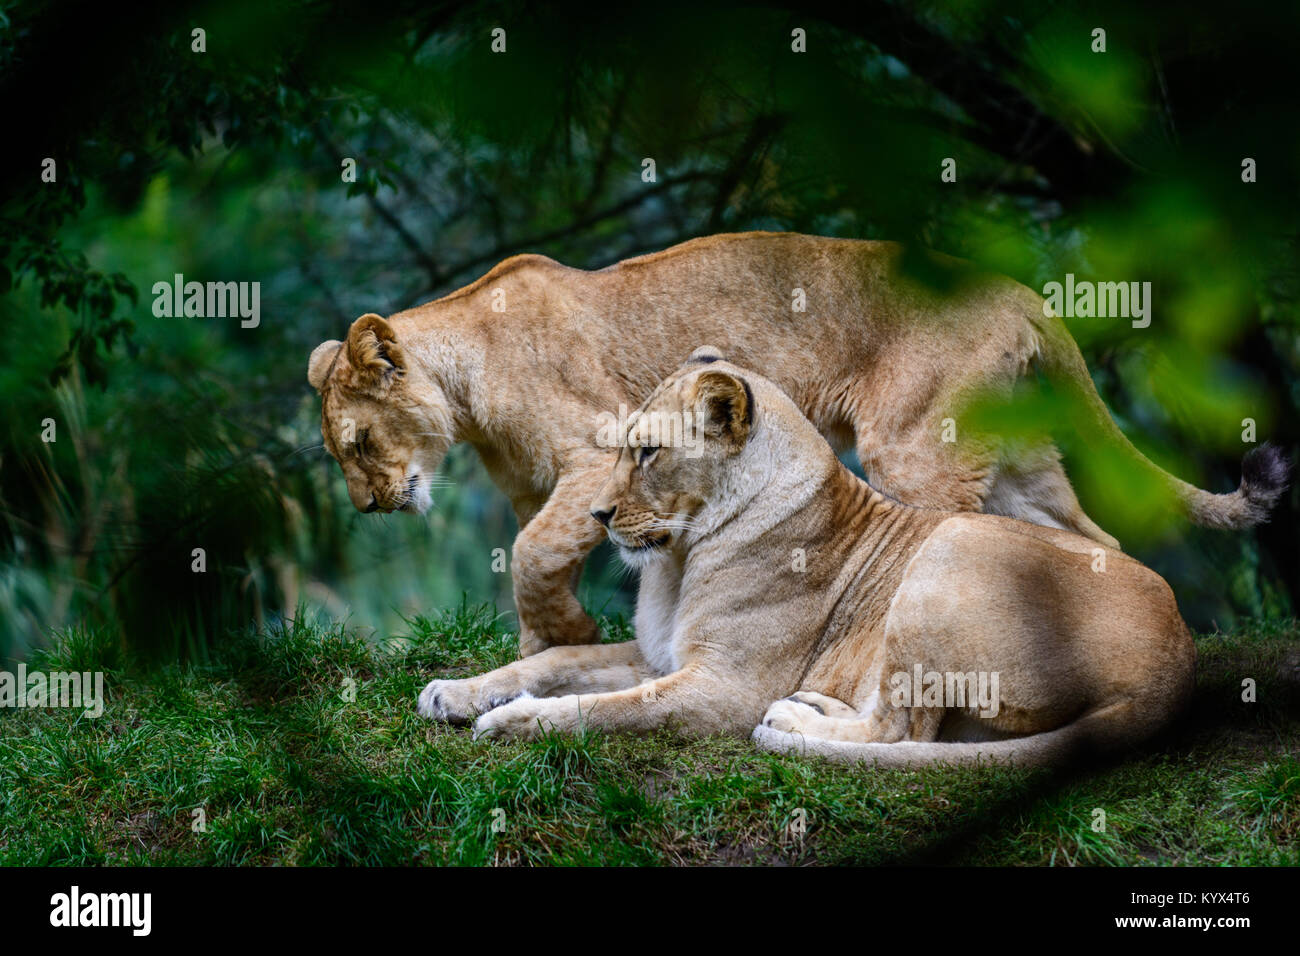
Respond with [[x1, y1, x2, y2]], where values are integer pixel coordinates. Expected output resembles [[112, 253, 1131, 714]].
[[790, 0, 1131, 200]]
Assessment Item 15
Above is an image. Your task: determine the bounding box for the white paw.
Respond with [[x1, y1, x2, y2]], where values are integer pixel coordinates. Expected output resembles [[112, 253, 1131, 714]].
[[472, 695, 564, 741], [417, 679, 526, 724], [760, 697, 820, 735], [417, 679, 467, 722]]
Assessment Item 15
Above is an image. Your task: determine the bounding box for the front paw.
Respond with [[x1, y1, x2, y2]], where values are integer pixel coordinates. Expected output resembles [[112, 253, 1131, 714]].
[[473, 696, 570, 741], [418, 678, 523, 724], [760, 697, 822, 735]]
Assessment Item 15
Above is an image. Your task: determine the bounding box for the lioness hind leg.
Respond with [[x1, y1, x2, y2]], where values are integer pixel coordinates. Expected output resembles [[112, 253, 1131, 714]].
[[855, 395, 1121, 550], [761, 683, 948, 744], [760, 694, 924, 743], [982, 452, 1120, 550], [856, 428, 989, 514]]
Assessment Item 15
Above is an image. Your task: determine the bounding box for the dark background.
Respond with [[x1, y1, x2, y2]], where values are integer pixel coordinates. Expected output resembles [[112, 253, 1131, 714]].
[[1, 0, 1297, 661]]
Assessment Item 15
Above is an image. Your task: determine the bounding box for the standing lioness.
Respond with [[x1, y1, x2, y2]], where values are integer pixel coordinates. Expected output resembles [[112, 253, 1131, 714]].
[[420, 354, 1200, 768], [309, 232, 1286, 657]]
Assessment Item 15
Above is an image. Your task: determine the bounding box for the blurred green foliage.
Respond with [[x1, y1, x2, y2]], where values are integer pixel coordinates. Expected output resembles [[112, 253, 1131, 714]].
[[1, 0, 1296, 660]]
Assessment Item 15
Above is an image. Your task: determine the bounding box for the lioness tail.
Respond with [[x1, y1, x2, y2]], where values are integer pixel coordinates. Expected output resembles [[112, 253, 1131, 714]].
[[1031, 309, 1291, 530], [752, 723, 1082, 769]]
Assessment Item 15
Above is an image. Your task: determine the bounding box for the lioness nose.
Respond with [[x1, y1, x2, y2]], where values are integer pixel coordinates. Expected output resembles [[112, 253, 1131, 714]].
[[364, 494, 379, 513], [590, 506, 616, 527]]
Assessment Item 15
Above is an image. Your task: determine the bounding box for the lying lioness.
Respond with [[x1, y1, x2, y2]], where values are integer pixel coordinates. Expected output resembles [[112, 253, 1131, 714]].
[[308, 233, 1287, 658], [419, 352, 1199, 768]]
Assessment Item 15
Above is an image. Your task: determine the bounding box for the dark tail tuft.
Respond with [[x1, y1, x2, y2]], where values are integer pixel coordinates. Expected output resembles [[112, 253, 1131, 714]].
[[1240, 443, 1292, 523]]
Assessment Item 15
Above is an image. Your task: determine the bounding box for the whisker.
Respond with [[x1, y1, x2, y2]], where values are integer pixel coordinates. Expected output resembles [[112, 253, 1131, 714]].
[[657, 511, 699, 524], [650, 513, 701, 533], [612, 557, 639, 583]]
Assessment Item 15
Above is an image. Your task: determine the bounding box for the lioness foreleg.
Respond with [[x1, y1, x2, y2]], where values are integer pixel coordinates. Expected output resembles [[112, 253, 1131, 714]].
[[418, 642, 653, 724], [511, 461, 612, 657], [471, 663, 775, 741]]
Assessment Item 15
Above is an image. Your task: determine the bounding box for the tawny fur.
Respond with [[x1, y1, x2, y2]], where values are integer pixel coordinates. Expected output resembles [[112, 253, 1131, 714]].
[[418, 358, 1198, 769], [308, 232, 1281, 658]]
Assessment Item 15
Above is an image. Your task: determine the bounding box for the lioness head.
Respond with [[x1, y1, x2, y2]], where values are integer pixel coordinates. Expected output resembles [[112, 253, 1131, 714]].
[[590, 347, 757, 565], [308, 314, 454, 514]]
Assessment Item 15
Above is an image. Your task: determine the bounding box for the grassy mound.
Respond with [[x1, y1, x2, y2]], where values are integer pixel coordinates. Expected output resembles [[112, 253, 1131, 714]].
[[2, 605, 1297, 865]]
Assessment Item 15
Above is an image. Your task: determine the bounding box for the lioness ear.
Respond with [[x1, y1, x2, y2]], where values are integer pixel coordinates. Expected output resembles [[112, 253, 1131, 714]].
[[308, 340, 343, 391], [345, 313, 405, 387], [692, 370, 753, 449]]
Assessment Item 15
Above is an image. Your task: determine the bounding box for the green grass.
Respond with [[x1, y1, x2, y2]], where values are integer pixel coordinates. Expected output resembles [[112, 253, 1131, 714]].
[[1, 605, 1297, 866]]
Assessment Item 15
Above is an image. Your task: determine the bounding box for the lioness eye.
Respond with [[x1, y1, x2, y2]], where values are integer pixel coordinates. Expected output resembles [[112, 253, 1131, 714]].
[[638, 445, 659, 466]]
